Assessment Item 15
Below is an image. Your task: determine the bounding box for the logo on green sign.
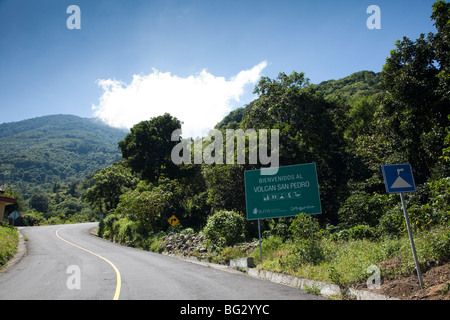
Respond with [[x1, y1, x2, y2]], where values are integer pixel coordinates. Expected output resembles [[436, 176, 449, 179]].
[[244, 163, 322, 220]]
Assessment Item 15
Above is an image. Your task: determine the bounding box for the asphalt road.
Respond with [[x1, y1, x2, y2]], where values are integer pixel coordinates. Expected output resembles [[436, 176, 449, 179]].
[[0, 222, 325, 300]]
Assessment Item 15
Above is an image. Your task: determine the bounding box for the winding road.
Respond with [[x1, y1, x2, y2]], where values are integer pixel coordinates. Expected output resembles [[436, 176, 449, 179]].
[[0, 222, 324, 300]]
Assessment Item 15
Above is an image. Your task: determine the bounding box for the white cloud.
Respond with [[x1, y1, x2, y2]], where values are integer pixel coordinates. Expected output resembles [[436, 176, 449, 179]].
[[92, 61, 268, 139]]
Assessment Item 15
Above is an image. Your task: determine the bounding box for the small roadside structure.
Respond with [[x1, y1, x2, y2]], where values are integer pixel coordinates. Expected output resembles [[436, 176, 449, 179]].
[[0, 188, 16, 226]]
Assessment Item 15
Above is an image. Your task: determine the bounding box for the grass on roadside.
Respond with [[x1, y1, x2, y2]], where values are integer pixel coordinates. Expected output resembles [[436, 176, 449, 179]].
[[0, 226, 19, 268], [249, 226, 450, 287]]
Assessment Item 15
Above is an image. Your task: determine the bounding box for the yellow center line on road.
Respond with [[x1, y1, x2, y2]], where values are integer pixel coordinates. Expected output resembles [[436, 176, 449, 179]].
[[56, 227, 122, 300]]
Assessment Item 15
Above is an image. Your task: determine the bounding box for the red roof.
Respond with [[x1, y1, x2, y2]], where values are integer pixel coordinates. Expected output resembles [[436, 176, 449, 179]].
[[0, 196, 15, 204]]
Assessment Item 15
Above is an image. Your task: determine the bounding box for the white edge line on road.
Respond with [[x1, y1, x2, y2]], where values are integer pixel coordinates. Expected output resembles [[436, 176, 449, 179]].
[[55, 226, 122, 300]]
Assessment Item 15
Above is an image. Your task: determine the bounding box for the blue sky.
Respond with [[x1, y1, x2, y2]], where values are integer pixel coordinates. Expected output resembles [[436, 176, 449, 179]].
[[0, 0, 439, 138]]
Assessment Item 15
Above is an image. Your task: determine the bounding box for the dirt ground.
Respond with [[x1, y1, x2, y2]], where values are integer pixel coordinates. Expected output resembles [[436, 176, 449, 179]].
[[368, 259, 450, 300]]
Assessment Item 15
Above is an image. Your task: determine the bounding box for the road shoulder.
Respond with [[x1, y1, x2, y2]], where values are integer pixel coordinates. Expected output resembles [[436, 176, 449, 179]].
[[0, 228, 27, 275]]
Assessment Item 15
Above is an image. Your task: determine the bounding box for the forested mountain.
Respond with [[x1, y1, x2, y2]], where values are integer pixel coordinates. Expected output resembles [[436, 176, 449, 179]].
[[312, 70, 382, 101], [214, 70, 383, 131], [0, 114, 126, 198]]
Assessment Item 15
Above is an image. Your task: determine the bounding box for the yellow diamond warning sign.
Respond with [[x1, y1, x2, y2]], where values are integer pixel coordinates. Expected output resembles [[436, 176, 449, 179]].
[[168, 215, 179, 227]]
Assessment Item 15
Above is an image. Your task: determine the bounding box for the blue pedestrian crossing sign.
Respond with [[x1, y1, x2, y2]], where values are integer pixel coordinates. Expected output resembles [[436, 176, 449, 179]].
[[381, 163, 416, 194]]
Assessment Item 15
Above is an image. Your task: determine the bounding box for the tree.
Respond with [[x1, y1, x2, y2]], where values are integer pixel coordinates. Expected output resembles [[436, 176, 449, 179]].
[[203, 163, 247, 213], [374, 2, 450, 183], [244, 72, 342, 168], [443, 115, 450, 163], [242, 71, 349, 222], [433, 1, 450, 164], [118, 113, 182, 183], [432, 0, 450, 100], [115, 178, 184, 232], [85, 161, 138, 213], [340, 1, 450, 233], [29, 194, 49, 213]]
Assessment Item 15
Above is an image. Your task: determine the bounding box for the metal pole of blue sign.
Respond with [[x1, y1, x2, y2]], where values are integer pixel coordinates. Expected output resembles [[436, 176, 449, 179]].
[[258, 219, 263, 264], [381, 163, 422, 288], [400, 193, 424, 288]]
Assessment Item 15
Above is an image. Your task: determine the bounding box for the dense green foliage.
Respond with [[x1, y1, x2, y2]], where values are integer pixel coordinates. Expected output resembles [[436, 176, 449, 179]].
[[313, 70, 382, 101], [203, 210, 246, 247], [118, 113, 182, 183], [85, 161, 138, 213]]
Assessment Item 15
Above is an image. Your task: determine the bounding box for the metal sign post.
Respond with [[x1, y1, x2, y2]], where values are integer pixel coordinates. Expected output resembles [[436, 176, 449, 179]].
[[400, 193, 424, 288], [381, 163, 423, 288], [257, 219, 263, 264]]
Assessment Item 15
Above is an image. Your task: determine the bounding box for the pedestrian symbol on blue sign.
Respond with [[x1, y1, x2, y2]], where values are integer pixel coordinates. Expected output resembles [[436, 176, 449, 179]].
[[381, 163, 416, 194]]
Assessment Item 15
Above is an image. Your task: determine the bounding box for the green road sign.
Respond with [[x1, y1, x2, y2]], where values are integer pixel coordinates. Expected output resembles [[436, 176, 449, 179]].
[[244, 163, 322, 220]]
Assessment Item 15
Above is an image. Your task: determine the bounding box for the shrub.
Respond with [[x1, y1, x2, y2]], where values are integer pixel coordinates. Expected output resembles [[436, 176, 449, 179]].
[[98, 213, 119, 239], [378, 204, 405, 238], [147, 236, 166, 253], [427, 177, 450, 226], [288, 239, 327, 268], [415, 227, 450, 263], [334, 224, 377, 241], [261, 236, 284, 253], [289, 214, 320, 241], [203, 210, 245, 247], [379, 178, 450, 235], [337, 192, 395, 228], [113, 217, 137, 244], [408, 204, 434, 231], [46, 213, 66, 225], [23, 210, 45, 226], [115, 178, 184, 232], [181, 227, 195, 235]]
